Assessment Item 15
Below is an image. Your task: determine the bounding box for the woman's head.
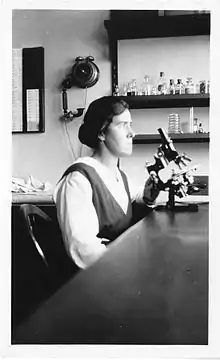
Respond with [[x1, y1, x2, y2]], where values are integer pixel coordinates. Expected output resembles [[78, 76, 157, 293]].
[[78, 96, 131, 150]]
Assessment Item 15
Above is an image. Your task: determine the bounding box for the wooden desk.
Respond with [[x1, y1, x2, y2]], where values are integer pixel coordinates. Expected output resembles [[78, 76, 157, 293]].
[[13, 203, 208, 345]]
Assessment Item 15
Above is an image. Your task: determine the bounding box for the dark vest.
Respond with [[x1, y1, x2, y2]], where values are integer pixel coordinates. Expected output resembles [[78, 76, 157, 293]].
[[60, 163, 133, 243]]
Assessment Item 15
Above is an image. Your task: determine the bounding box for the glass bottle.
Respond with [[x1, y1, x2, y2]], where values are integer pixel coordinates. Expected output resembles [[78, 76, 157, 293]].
[[186, 78, 195, 94], [113, 85, 120, 96], [127, 81, 133, 96], [121, 83, 128, 96], [175, 78, 184, 95], [169, 79, 175, 95], [198, 122, 204, 133], [157, 72, 167, 95], [140, 75, 151, 95], [184, 78, 190, 94], [151, 85, 157, 95], [205, 80, 210, 93], [199, 80, 206, 94], [193, 117, 199, 133], [131, 78, 137, 96]]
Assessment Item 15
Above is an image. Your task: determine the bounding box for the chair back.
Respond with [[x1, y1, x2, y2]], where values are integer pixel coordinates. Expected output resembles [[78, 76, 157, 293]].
[[19, 204, 78, 287]]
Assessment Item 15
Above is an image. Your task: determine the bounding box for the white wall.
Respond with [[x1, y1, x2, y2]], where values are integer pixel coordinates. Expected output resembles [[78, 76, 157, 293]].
[[12, 10, 209, 189], [12, 9, 111, 186]]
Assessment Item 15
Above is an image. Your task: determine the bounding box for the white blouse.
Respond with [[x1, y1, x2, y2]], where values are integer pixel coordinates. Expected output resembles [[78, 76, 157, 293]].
[[53, 157, 145, 269]]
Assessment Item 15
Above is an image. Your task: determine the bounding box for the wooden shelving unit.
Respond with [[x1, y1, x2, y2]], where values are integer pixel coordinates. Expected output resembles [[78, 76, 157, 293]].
[[111, 93, 209, 109], [104, 12, 210, 145], [104, 13, 210, 40], [133, 132, 210, 144]]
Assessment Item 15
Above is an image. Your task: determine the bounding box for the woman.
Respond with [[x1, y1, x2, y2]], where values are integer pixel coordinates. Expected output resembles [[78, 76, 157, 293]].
[[54, 96, 161, 269]]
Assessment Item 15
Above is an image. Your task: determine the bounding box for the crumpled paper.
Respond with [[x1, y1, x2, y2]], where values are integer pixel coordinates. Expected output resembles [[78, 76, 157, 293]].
[[12, 175, 52, 193]]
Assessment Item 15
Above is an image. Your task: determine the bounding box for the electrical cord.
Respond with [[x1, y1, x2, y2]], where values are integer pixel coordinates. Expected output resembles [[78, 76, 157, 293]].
[[80, 87, 88, 157], [63, 87, 88, 160], [64, 120, 77, 161]]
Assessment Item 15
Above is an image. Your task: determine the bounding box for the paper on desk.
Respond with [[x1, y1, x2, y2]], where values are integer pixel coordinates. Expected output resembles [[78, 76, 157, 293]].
[[12, 175, 52, 193]]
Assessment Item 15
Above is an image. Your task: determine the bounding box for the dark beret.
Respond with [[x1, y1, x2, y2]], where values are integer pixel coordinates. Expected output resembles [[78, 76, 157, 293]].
[[78, 96, 129, 149]]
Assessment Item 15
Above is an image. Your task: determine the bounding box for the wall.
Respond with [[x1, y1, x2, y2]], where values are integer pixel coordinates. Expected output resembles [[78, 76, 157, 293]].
[[12, 9, 111, 186], [12, 10, 209, 190]]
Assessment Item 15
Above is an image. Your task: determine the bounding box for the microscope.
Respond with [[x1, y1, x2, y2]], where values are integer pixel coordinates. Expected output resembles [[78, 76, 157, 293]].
[[146, 128, 206, 211]]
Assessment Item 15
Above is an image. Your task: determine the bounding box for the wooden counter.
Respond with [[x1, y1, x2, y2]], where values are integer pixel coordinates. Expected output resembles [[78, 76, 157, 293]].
[[13, 203, 209, 345]]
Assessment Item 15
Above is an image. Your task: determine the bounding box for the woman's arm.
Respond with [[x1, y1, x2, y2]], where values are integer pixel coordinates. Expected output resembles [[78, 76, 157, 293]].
[[53, 172, 107, 269]]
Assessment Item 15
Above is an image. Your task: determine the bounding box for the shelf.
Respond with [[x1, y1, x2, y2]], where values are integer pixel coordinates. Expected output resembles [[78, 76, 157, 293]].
[[113, 93, 209, 109], [133, 133, 210, 144], [104, 13, 210, 39]]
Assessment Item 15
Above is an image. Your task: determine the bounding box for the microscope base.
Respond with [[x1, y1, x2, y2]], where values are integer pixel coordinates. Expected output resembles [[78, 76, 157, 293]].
[[156, 203, 198, 212]]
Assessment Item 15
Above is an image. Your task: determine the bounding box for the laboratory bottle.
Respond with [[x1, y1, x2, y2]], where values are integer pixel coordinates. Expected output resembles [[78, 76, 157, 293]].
[[198, 122, 204, 133], [193, 117, 199, 133], [131, 78, 137, 96], [127, 81, 133, 96], [114, 85, 120, 96], [199, 80, 206, 94], [186, 78, 195, 94], [157, 72, 167, 95], [205, 80, 210, 93], [169, 79, 175, 95], [140, 75, 151, 95], [175, 79, 184, 95]]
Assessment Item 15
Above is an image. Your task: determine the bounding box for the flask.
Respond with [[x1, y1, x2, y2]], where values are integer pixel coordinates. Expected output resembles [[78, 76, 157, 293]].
[[168, 113, 181, 134]]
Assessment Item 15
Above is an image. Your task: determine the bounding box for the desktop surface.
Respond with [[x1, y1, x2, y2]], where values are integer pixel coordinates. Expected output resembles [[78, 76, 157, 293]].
[[13, 203, 208, 345]]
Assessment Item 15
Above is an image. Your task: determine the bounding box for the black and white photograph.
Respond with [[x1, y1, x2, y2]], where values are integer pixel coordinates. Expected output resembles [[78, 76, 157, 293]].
[[1, 0, 220, 359]]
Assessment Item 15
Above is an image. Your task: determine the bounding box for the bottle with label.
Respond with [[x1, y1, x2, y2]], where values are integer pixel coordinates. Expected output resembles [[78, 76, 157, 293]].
[[199, 80, 206, 94], [157, 72, 168, 95], [169, 79, 175, 95], [175, 79, 184, 95], [198, 122, 204, 133]]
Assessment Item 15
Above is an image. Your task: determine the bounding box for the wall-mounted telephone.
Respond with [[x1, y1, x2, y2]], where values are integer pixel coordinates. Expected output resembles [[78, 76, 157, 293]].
[[61, 56, 100, 121]]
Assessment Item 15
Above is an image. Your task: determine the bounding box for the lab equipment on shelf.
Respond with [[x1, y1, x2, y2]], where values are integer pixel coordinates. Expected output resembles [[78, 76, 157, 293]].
[[168, 113, 181, 135]]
